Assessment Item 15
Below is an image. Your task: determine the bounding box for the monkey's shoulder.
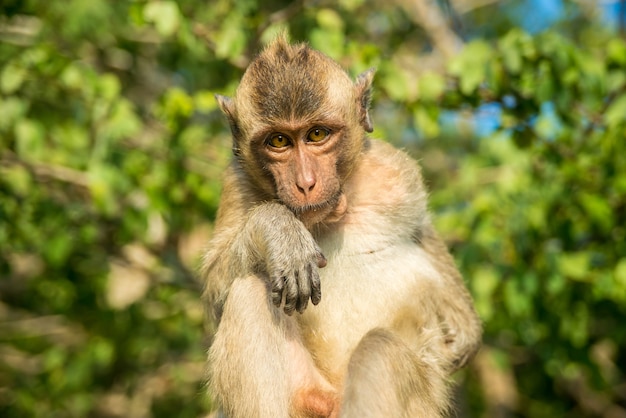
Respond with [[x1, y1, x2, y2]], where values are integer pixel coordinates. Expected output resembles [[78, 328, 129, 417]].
[[342, 139, 428, 224], [214, 162, 271, 223]]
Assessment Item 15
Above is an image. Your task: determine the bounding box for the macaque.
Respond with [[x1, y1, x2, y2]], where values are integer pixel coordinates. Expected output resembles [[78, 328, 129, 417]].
[[201, 34, 482, 418]]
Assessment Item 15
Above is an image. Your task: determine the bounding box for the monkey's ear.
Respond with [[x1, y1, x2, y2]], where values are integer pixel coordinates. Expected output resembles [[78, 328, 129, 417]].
[[216, 94, 235, 118], [355, 68, 376, 133], [215, 94, 242, 155]]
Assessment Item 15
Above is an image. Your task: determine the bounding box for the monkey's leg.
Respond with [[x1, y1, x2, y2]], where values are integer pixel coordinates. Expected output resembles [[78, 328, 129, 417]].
[[208, 276, 337, 418], [340, 328, 448, 418]]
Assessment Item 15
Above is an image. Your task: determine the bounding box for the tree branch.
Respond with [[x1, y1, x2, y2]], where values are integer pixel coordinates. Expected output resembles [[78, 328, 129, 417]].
[[397, 0, 464, 59]]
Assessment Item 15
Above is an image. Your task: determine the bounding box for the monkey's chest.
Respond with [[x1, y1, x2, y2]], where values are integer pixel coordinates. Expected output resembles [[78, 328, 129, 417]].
[[298, 236, 439, 385]]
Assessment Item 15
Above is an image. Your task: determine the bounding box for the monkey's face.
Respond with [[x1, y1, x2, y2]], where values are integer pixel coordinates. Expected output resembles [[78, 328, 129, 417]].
[[217, 37, 374, 226], [256, 121, 349, 226]]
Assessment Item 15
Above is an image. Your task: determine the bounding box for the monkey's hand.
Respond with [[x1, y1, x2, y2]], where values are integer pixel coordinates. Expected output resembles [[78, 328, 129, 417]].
[[244, 203, 327, 315]]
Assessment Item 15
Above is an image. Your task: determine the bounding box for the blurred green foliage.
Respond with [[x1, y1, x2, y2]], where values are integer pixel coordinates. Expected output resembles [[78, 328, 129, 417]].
[[1, 1, 624, 417]]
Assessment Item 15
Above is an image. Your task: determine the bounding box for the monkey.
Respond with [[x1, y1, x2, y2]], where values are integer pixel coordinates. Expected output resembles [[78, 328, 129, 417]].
[[201, 34, 482, 418]]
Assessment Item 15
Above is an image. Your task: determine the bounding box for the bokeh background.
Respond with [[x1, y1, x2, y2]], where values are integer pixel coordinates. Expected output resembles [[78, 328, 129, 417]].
[[1, 0, 625, 417]]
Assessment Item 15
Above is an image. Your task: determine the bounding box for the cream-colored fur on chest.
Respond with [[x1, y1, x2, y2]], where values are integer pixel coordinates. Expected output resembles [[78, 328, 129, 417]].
[[298, 224, 442, 385]]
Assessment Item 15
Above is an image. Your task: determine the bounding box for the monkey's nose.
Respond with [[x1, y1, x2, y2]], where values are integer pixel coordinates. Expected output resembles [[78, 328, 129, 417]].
[[295, 159, 317, 197], [296, 179, 316, 196]]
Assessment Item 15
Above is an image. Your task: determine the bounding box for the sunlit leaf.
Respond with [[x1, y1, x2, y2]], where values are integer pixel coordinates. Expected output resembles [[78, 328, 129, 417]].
[[413, 106, 440, 139], [310, 29, 345, 60], [614, 259, 626, 290], [503, 279, 531, 317], [472, 266, 499, 321], [417, 72, 445, 102], [215, 15, 247, 60], [311, 9, 345, 59], [316, 8, 344, 30], [379, 62, 409, 101], [98, 74, 121, 101], [143, 1, 181, 37], [449, 40, 492, 95], [1, 61, 26, 94], [605, 94, 626, 128], [607, 38, 626, 66], [15, 118, 45, 162], [558, 252, 591, 281]]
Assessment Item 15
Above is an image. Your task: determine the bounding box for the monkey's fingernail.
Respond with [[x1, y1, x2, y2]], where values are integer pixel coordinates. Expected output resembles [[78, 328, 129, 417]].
[[312, 292, 321, 305], [317, 254, 327, 268], [271, 293, 282, 306]]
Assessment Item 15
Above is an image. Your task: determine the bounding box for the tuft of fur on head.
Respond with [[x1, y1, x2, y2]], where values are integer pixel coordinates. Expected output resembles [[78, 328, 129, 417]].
[[237, 34, 356, 129]]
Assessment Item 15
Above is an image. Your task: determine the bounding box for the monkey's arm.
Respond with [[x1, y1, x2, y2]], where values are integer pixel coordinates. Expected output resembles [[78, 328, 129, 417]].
[[362, 142, 482, 370], [202, 164, 325, 323], [419, 224, 482, 371]]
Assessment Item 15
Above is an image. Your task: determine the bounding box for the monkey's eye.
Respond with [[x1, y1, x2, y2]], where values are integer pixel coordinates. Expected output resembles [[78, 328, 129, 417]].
[[267, 133, 291, 148], [306, 128, 329, 143]]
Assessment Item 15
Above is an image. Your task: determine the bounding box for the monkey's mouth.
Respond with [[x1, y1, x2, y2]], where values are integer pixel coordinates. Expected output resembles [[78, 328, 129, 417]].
[[288, 191, 341, 215], [287, 192, 347, 226]]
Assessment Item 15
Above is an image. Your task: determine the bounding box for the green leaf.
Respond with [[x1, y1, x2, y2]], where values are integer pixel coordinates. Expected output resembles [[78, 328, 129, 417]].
[[1, 62, 26, 94], [607, 70, 626, 93], [194, 91, 218, 113], [607, 38, 626, 66], [535, 61, 555, 103], [558, 252, 590, 281], [471, 266, 499, 321], [498, 29, 533, 74], [315, 8, 344, 31], [143, 1, 181, 37], [310, 29, 345, 61], [0, 96, 28, 132], [15, 118, 45, 162], [559, 303, 589, 347], [500, 42, 522, 74], [615, 259, 626, 286], [417, 72, 445, 102], [605, 94, 626, 128], [100, 100, 141, 142], [162, 87, 194, 120], [449, 40, 492, 95], [1, 165, 32, 196], [503, 279, 532, 317], [546, 274, 566, 296], [88, 164, 120, 215], [413, 106, 440, 139], [578, 192, 613, 232], [61, 64, 85, 90], [379, 62, 409, 101], [215, 16, 247, 60], [44, 235, 74, 268], [310, 9, 345, 60], [98, 74, 121, 101]]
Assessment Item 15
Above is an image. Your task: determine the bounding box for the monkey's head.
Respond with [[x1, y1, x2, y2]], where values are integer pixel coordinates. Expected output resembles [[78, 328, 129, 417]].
[[217, 35, 375, 227]]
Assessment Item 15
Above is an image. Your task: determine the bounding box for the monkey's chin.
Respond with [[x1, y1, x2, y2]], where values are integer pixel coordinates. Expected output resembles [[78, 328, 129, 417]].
[[292, 193, 347, 228]]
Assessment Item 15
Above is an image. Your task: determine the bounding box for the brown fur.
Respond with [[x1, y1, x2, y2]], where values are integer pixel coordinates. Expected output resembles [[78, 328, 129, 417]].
[[202, 35, 482, 418]]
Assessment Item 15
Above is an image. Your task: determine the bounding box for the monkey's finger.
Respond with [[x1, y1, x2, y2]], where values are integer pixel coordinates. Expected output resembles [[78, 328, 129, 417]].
[[283, 274, 298, 316], [296, 294, 308, 314], [310, 264, 321, 306], [296, 266, 311, 314], [316, 252, 327, 268], [271, 274, 285, 307]]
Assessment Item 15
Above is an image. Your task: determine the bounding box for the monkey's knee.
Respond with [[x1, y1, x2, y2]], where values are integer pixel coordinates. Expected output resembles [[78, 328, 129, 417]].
[[208, 276, 293, 417], [342, 328, 448, 418], [292, 387, 338, 418]]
